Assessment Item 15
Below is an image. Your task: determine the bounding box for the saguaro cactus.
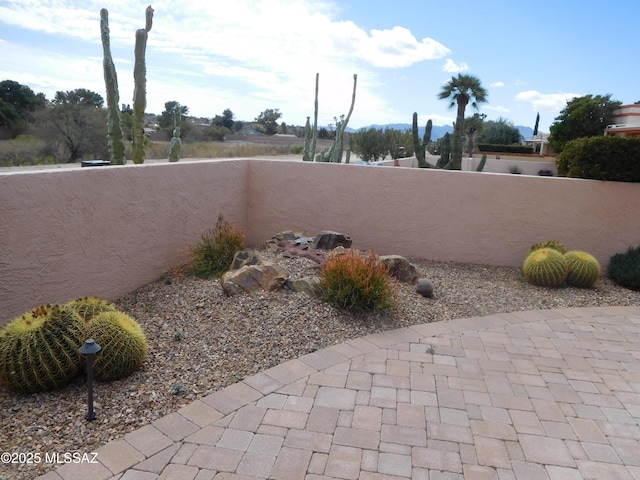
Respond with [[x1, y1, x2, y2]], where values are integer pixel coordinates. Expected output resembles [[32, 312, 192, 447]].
[[316, 74, 357, 163], [132, 5, 154, 164], [168, 105, 182, 162], [412, 115, 436, 168], [100, 8, 125, 165]]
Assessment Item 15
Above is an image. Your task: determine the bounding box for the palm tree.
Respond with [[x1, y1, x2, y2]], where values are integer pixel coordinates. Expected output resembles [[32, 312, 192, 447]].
[[438, 74, 488, 169]]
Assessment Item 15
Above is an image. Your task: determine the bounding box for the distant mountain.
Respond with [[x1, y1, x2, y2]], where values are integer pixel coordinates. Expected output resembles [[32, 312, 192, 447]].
[[346, 123, 537, 141]]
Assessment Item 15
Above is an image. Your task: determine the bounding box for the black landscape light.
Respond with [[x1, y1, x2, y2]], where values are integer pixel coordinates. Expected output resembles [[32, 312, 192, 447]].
[[79, 339, 102, 421]]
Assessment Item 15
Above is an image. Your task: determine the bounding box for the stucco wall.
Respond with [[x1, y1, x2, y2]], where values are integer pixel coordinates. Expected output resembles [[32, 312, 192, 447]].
[[2, 158, 639, 324], [246, 160, 640, 268], [0, 160, 248, 323]]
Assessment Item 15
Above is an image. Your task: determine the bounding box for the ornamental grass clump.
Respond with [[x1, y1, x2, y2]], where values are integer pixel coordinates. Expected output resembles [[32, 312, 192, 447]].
[[318, 250, 396, 313], [189, 214, 246, 278]]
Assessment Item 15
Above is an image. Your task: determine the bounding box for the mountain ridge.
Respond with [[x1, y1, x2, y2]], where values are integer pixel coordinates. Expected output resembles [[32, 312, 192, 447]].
[[344, 123, 536, 141]]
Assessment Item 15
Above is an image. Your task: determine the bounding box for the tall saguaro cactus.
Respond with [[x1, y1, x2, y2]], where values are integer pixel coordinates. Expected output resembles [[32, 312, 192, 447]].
[[100, 8, 125, 165], [132, 5, 154, 164], [316, 74, 357, 163]]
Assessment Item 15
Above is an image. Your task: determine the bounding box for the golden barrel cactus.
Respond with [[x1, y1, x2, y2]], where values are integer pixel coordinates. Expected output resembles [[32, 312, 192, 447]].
[[523, 247, 569, 287], [85, 311, 148, 381], [66, 296, 117, 323], [564, 250, 601, 288], [0, 305, 84, 393]]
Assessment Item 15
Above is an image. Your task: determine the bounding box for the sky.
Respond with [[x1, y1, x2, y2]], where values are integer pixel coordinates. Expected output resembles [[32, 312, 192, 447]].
[[1, 0, 638, 134]]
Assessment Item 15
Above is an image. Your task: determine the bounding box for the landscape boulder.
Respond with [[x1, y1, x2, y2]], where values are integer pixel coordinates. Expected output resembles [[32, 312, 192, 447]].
[[221, 262, 288, 296], [230, 250, 262, 270], [416, 278, 434, 298], [286, 276, 321, 297], [312, 231, 352, 250], [378, 255, 419, 284]]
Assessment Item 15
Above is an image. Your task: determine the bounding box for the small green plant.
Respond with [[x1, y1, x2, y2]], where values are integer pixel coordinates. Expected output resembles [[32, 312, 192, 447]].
[[188, 214, 246, 278], [523, 248, 569, 287], [318, 250, 396, 313], [291, 145, 303, 154], [564, 250, 601, 288], [608, 245, 640, 291], [529, 240, 568, 255]]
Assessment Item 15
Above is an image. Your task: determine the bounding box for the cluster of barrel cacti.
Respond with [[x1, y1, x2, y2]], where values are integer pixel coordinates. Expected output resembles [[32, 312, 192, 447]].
[[522, 240, 601, 288], [0, 297, 147, 393]]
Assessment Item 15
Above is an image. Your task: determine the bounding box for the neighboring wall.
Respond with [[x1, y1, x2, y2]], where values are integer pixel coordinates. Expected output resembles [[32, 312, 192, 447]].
[[2, 158, 639, 324]]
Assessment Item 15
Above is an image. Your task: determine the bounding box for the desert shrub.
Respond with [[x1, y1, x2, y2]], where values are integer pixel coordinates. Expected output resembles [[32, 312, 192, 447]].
[[351, 127, 388, 162], [291, 145, 303, 154], [608, 245, 640, 291], [188, 214, 246, 278], [557, 136, 640, 181], [318, 250, 396, 313]]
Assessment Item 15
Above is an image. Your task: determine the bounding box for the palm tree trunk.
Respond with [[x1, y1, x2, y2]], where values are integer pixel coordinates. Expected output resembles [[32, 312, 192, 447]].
[[452, 99, 467, 169]]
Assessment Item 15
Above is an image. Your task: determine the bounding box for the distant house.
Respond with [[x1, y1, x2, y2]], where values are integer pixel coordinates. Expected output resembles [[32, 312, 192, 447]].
[[523, 133, 553, 155], [604, 104, 640, 137]]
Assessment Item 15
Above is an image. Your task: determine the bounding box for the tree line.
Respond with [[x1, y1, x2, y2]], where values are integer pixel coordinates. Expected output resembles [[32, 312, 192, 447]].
[[0, 79, 286, 164]]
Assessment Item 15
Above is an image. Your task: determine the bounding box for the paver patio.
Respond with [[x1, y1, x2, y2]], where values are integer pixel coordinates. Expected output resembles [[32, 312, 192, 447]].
[[36, 306, 640, 480]]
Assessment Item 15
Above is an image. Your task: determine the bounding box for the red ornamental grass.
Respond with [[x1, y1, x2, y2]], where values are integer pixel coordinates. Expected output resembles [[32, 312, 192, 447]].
[[318, 250, 396, 313]]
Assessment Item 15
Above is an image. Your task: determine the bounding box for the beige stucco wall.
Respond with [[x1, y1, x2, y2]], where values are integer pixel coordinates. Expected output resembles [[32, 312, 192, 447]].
[[246, 160, 640, 270], [0, 160, 248, 323], [2, 158, 639, 324]]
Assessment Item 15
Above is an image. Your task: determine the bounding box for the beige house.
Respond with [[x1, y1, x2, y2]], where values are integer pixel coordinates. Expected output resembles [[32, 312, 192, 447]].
[[605, 104, 640, 136]]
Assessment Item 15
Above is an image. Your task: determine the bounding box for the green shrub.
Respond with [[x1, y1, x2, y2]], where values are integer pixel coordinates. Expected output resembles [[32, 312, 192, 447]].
[[529, 240, 568, 255], [523, 248, 569, 287], [557, 136, 640, 181], [188, 214, 246, 278], [608, 245, 640, 291], [290, 145, 303, 154], [351, 127, 388, 162], [564, 250, 601, 288], [318, 250, 396, 313]]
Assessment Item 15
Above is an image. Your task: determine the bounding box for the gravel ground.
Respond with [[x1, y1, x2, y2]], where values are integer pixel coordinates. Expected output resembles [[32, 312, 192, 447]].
[[1, 246, 639, 479]]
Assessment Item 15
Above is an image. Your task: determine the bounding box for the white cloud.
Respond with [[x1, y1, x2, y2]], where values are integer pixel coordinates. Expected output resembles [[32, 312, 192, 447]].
[[442, 59, 469, 73], [485, 105, 510, 113], [515, 90, 581, 112], [419, 114, 455, 126], [490, 81, 504, 88]]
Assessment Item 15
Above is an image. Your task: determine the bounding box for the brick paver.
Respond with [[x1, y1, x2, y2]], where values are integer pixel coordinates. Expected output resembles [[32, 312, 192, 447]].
[[35, 306, 640, 479]]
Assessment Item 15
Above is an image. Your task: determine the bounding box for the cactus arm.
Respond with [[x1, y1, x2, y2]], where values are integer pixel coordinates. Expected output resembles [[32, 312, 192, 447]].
[[302, 116, 311, 161], [100, 9, 125, 165], [329, 73, 357, 163], [412, 112, 425, 167], [310, 73, 319, 161], [476, 154, 487, 172], [132, 6, 153, 164], [168, 106, 182, 162]]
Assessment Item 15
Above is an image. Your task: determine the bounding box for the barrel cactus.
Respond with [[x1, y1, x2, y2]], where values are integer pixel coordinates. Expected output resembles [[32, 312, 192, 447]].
[[523, 247, 569, 287], [564, 250, 601, 288], [0, 305, 84, 393], [529, 240, 568, 255], [66, 296, 117, 323], [85, 311, 148, 381]]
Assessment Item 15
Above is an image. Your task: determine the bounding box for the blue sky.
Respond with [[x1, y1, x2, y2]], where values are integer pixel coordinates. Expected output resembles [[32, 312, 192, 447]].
[[1, 0, 637, 133]]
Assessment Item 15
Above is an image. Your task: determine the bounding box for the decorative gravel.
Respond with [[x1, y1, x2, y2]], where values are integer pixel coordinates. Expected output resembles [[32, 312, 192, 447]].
[[1, 247, 639, 479]]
